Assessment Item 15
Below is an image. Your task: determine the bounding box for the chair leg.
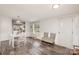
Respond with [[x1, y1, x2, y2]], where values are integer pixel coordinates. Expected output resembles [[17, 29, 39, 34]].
[[9, 39, 12, 46], [12, 38, 14, 48]]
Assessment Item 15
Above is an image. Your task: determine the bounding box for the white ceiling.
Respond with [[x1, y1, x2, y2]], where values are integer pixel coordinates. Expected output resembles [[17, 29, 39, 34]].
[[0, 4, 79, 22]]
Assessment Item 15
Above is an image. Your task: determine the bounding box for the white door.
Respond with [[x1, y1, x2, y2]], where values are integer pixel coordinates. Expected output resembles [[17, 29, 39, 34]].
[[57, 17, 73, 49], [73, 16, 79, 46]]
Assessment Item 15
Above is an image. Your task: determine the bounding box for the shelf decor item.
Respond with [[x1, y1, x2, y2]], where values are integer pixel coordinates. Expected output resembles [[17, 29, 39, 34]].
[[12, 20, 25, 36]]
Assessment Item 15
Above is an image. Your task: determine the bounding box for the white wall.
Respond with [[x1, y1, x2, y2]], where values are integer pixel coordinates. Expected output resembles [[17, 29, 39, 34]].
[[37, 14, 79, 49], [0, 16, 12, 41], [25, 21, 31, 37]]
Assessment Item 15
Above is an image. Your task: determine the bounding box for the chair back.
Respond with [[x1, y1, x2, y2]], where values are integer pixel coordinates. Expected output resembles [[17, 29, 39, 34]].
[[43, 32, 48, 38], [50, 33, 56, 40]]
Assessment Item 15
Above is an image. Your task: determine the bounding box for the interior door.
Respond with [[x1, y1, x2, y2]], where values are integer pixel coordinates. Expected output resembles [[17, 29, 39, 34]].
[[73, 16, 79, 46], [57, 17, 73, 49]]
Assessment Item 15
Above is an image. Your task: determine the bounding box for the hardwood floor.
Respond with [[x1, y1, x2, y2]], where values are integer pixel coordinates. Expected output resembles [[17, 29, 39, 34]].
[[0, 37, 72, 55]]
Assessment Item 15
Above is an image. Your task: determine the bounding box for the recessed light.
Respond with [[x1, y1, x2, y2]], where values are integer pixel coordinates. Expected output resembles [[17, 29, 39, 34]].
[[53, 4, 59, 8]]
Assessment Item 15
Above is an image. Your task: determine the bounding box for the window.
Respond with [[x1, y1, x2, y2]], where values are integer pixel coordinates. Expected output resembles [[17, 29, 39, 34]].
[[31, 23, 40, 34]]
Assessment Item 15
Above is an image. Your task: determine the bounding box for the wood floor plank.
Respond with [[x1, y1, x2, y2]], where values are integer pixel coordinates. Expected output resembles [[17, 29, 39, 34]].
[[0, 38, 71, 55]]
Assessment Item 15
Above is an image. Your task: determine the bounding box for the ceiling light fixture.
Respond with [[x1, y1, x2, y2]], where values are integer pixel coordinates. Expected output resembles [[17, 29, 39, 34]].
[[53, 4, 59, 8]]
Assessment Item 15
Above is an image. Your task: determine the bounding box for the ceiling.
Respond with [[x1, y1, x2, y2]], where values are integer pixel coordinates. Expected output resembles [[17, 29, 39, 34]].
[[0, 4, 79, 22]]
